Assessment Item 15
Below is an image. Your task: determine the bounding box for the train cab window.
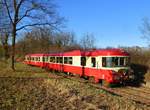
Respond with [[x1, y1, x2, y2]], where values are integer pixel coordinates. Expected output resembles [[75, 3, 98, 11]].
[[68, 57, 72, 64], [102, 57, 129, 67], [81, 57, 86, 66], [64, 57, 68, 64], [120, 57, 124, 66], [91, 57, 96, 67]]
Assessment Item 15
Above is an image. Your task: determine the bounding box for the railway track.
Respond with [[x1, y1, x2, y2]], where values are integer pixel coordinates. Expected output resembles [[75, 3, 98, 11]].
[[1, 72, 150, 106], [53, 72, 150, 106], [110, 86, 150, 106]]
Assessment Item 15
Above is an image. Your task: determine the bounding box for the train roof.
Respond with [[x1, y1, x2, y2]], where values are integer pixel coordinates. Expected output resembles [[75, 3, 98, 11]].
[[26, 49, 129, 57]]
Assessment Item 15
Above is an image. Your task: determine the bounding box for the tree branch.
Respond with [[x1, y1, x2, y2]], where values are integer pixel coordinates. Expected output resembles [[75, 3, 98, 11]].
[[16, 23, 62, 32], [3, 0, 13, 24], [17, 0, 25, 11], [17, 8, 34, 24]]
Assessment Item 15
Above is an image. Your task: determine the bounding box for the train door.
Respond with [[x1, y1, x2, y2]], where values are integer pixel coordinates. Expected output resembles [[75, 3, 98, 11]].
[[81, 57, 86, 76]]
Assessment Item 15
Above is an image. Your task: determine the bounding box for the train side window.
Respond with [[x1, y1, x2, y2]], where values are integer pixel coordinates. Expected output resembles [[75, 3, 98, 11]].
[[68, 57, 72, 64], [43, 57, 45, 62], [60, 57, 63, 63], [102, 57, 106, 67], [37, 57, 38, 61], [48, 57, 50, 62], [50, 57, 55, 63], [91, 57, 96, 67], [56, 57, 59, 63], [45, 57, 48, 62], [81, 57, 86, 66], [53, 57, 56, 63], [64, 57, 68, 64], [50, 57, 52, 62]]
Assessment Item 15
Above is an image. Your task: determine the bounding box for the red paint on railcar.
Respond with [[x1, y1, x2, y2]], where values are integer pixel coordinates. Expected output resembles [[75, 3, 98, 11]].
[[24, 49, 132, 85]]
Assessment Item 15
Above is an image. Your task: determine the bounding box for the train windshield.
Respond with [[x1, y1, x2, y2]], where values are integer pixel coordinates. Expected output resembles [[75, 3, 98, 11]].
[[102, 57, 130, 67]]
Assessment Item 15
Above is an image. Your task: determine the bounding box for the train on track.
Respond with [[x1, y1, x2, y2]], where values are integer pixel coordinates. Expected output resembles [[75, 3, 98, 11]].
[[24, 49, 134, 86]]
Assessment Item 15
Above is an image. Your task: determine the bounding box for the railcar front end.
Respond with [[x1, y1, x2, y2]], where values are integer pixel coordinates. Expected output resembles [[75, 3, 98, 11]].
[[100, 56, 134, 86]]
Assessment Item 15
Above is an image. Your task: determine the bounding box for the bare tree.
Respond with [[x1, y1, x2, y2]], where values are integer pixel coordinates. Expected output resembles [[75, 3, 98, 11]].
[[55, 32, 77, 48], [0, 0, 11, 60], [141, 18, 150, 44], [80, 33, 95, 50], [16, 26, 54, 54], [2, 0, 63, 70]]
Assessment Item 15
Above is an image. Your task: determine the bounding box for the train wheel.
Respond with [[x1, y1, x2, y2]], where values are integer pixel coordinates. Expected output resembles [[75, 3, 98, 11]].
[[83, 76, 89, 80], [102, 80, 110, 87], [74, 74, 81, 78]]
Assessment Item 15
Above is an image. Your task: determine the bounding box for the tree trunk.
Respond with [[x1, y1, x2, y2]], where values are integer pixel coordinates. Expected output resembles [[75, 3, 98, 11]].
[[3, 33, 9, 60], [11, 25, 16, 71]]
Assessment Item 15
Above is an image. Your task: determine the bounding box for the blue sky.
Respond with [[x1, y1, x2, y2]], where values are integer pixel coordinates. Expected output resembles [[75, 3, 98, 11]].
[[56, 0, 150, 48]]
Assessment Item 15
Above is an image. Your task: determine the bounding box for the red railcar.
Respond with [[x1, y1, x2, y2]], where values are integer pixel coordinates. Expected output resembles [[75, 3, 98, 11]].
[[24, 49, 134, 86]]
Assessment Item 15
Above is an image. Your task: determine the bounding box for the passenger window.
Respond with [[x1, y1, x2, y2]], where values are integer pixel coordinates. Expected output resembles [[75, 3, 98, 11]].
[[64, 57, 68, 64], [50, 57, 55, 63], [60, 57, 63, 63], [102, 57, 106, 67], [56, 57, 59, 63], [37, 57, 38, 61], [46, 57, 48, 62], [68, 57, 72, 64], [43, 57, 45, 62], [81, 57, 86, 66], [91, 57, 96, 67]]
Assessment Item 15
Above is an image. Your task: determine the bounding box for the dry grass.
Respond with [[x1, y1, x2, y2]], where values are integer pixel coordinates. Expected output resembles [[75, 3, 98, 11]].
[[0, 61, 149, 110]]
